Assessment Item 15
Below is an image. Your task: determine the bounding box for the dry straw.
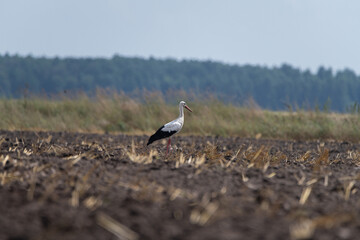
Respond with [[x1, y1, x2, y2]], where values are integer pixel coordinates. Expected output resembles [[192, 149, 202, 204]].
[[96, 212, 139, 240]]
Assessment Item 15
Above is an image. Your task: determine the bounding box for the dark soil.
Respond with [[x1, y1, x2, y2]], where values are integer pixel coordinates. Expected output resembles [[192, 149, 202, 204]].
[[1, 130, 360, 240]]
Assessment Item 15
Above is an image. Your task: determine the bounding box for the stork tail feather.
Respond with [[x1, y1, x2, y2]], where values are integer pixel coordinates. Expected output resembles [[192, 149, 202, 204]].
[[147, 126, 177, 146]]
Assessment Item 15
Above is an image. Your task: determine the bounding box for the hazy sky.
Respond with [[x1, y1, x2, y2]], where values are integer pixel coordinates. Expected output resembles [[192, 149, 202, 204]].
[[1, 0, 360, 73]]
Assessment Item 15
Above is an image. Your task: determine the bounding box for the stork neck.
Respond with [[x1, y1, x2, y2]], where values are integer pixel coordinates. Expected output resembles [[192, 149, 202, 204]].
[[178, 104, 184, 118]]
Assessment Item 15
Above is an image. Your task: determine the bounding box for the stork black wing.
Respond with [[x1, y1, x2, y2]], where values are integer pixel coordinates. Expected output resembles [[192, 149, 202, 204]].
[[147, 126, 177, 146]]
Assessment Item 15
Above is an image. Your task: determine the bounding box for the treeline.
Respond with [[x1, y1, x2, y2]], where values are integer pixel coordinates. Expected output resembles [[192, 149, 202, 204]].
[[1, 54, 360, 111]]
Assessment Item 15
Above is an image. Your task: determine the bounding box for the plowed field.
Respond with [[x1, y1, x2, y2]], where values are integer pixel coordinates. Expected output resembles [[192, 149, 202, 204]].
[[1, 130, 360, 240]]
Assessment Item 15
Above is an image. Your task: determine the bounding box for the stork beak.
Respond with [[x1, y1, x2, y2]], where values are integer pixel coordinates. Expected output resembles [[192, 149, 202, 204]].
[[184, 105, 192, 112]]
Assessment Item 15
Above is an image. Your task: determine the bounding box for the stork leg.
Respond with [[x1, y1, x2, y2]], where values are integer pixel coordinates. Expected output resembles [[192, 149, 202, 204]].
[[166, 138, 171, 155]]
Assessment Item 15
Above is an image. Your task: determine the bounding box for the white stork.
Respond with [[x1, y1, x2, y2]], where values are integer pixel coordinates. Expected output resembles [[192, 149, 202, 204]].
[[147, 101, 192, 154]]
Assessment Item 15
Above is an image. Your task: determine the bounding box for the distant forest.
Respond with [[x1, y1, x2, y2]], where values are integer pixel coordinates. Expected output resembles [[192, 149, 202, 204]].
[[1, 54, 360, 112]]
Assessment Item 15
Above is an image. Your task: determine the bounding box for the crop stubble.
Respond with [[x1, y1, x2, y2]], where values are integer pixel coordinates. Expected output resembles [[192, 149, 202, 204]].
[[0, 130, 360, 240]]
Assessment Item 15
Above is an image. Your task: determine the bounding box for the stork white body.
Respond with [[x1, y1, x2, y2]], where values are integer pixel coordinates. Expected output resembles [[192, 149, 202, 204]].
[[147, 101, 192, 154]]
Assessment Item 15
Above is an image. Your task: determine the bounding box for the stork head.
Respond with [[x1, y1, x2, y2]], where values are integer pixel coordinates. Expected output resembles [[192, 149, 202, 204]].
[[180, 101, 192, 112]]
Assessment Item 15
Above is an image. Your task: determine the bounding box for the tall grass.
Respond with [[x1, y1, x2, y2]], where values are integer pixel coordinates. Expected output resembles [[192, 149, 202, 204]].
[[0, 91, 359, 141]]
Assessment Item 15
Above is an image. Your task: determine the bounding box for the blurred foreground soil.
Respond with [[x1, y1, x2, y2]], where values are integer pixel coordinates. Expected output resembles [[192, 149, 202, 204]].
[[1, 130, 360, 240]]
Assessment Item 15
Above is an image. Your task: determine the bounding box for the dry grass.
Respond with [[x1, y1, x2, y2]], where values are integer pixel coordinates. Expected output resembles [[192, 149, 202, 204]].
[[0, 92, 360, 141]]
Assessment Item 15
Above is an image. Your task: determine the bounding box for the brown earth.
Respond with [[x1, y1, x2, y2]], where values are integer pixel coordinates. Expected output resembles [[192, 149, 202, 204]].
[[1, 130, 360, 240]]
